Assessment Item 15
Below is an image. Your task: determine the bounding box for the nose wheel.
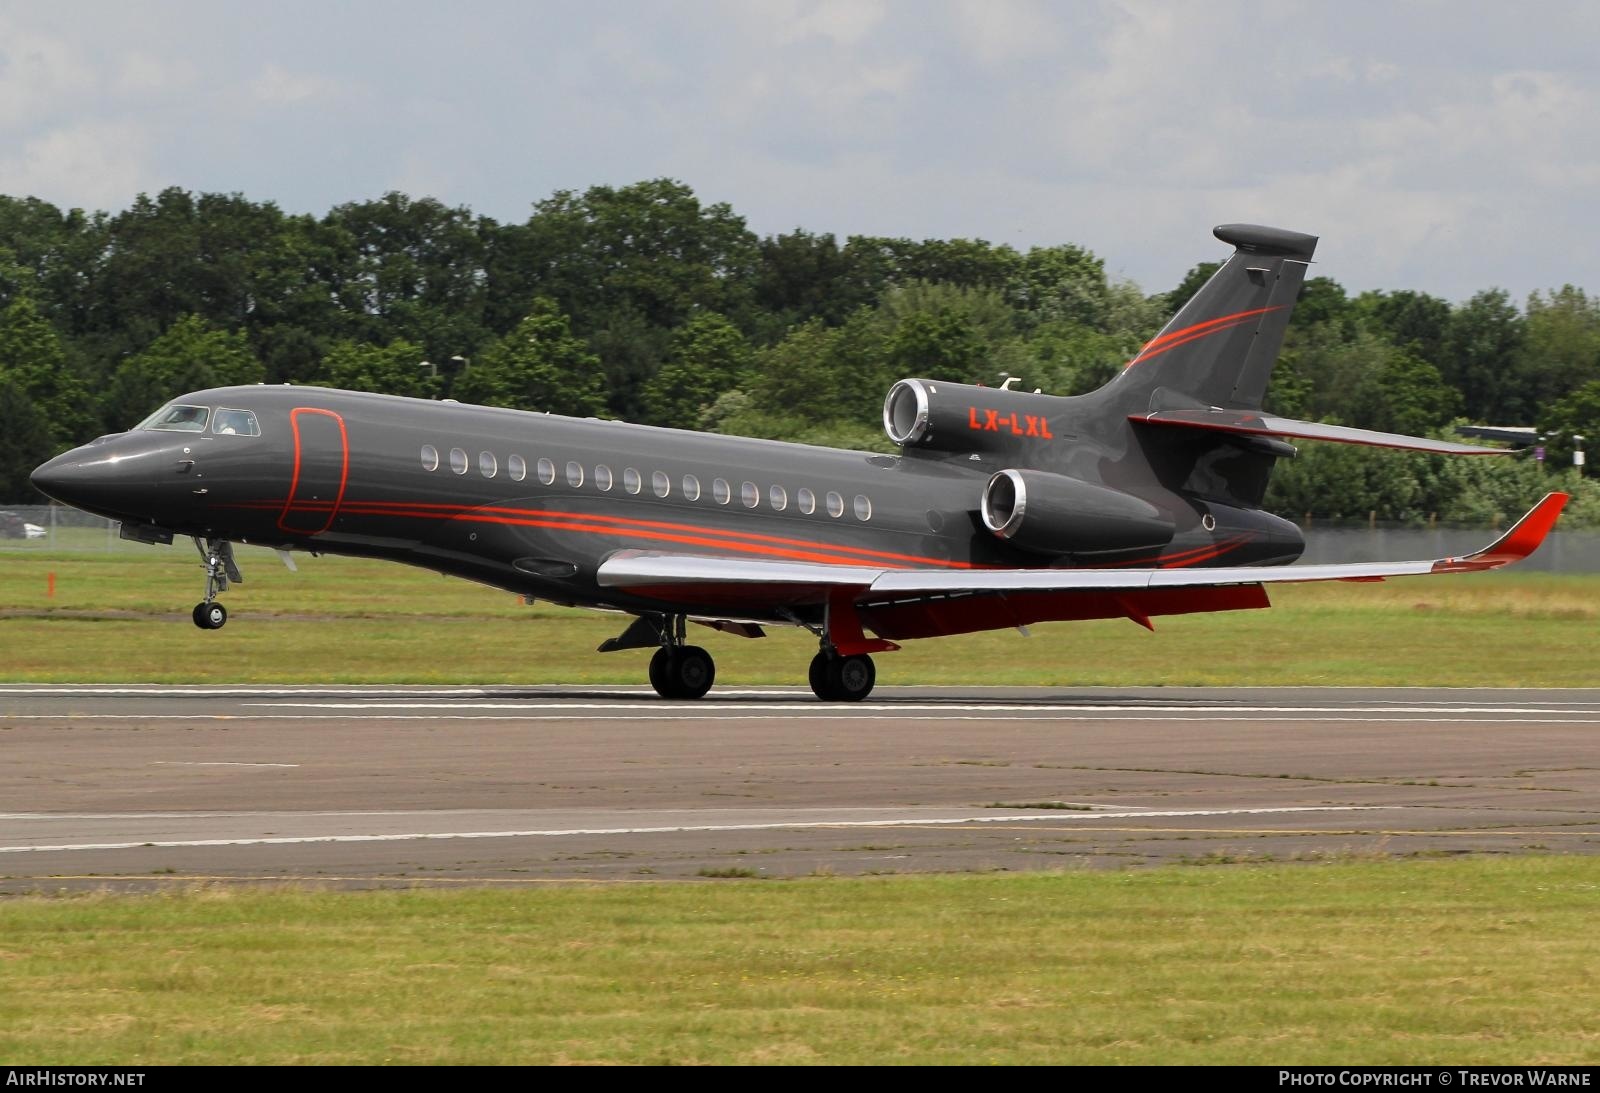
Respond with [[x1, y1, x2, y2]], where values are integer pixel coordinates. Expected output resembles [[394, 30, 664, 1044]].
[[192, 601, 228, 630], [809, 650, 876, 702], [191, 537, 242, 630]]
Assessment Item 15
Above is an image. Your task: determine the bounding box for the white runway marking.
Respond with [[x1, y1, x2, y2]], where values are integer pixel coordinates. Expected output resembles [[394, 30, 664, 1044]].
[[152, 761, 301, 768], [245, 700, 1600, 716], [4, 714, 1598, 725], [0, 805, 1396, 854]]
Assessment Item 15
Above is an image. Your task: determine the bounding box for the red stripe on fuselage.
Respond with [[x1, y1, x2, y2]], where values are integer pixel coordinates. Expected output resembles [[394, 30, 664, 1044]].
[[228, 497, 977, 570], [228, 496, 1259, 572]]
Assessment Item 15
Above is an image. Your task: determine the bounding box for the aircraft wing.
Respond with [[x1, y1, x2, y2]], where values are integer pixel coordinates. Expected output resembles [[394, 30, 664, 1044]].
[[598, 492, 1569, 599], [1133, 408, 1516, 455]]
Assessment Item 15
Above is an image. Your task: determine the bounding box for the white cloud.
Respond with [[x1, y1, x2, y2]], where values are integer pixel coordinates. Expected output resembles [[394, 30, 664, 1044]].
[[0, 16, 98, 127], [0, 122, 156, 210], [251, 63, 348, 107]]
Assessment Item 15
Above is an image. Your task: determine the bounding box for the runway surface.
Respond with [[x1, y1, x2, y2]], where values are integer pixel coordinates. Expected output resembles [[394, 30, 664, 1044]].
[[2, 684, 1598, 891]]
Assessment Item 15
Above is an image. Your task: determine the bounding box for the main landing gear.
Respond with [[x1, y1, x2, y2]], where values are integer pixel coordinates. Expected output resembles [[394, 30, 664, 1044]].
[[599, 604, 886, 702], [191, 537, 241, 630], [808, 649, 876, 703], [649, 644, 715, 700], [598, 613, 716, 699]]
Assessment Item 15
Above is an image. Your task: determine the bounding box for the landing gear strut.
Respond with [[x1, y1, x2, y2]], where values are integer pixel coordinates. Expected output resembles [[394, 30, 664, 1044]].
[[808, 649, 876, 702], [191, 537, 241, 630]]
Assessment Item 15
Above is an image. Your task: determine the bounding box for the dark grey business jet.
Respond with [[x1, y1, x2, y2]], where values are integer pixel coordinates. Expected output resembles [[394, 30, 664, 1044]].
[[31, 225, 1566, 701]]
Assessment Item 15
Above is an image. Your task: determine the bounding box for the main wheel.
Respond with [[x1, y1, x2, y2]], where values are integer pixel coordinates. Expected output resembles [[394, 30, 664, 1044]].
[[808, 651, 833, 700], [826, 653, 875, 702], [649, 646, 715, 700], [808, 651, 876, 702], [648, 647, 673, 696], [193, 601, 227, 630]]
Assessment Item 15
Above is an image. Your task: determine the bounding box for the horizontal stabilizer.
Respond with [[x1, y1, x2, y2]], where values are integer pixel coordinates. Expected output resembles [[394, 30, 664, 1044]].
[[1133, 409, 1515, 455]]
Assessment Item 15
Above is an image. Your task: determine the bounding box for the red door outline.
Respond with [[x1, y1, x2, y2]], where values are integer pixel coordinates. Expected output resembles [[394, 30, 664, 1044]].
[[277, 407, 349, 535]]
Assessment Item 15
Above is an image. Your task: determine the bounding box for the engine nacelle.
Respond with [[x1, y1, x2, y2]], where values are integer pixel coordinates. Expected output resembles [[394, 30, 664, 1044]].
[[884, 378, 1064, 455], [980, 469, 1175, 557]]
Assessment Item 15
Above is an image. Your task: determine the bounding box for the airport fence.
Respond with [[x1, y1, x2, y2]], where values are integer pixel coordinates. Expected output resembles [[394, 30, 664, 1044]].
[[4, 503, 1600, 571]]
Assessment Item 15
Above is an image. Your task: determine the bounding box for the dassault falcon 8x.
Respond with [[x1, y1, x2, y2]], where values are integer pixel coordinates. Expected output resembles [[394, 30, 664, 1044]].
[[31, 224, 1567, 701]]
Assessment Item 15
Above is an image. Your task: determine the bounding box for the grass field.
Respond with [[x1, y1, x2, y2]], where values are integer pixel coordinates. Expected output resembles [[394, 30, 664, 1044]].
[[1, 858, 1596, 1065], [1, 547, 1596, 686]]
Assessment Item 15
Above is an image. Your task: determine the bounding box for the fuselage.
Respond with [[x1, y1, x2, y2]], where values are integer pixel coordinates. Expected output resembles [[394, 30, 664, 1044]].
[[30, 384, 1304, 626]]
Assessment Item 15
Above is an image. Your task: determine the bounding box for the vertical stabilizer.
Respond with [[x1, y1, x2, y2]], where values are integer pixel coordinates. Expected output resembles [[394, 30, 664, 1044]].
[[1107, 224, 1317, 412]]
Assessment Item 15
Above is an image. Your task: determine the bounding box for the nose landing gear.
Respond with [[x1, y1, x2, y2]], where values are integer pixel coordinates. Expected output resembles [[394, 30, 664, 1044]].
[[191, 538, 242, 630]]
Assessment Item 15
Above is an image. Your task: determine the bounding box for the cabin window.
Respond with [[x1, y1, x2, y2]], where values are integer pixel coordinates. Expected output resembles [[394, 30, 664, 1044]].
[[450, 448, 469, 475], [797, 487, 816, 515], [740, 481, 759, 508], [854, 494, 872, 521], [595, 465, 614, 492], [140, 404, 209, 432], [538, 458, 556, 485], [683, 474, 701, 501], [770, 485, 788, 511], [826, 491, 844, 518], [420, 445, 440, 472], [624, 467, 642, 495], [712, 478, 731, 505], [566, 461, 584, 488], [212, 408, 259, 436], [652, 471, 671, 498], [507, 454, 526, 482], [479, 451, 497, 478]]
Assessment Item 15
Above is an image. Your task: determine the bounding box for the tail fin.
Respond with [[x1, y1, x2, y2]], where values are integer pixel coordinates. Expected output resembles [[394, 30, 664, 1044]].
[[1106, 224, 1317, 412]]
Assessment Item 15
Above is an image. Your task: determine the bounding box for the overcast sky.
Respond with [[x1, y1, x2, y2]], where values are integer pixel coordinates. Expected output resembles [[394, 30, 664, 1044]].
[[3, 1, 1599, 305]]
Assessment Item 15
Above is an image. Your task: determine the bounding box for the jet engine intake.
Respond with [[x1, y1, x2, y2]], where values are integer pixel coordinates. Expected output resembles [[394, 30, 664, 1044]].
[[980, 469, 1175, 556], [884, 378, 1066, 455]]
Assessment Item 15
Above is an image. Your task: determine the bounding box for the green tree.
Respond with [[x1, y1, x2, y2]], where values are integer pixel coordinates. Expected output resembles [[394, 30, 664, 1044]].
[[323, 192, 492, 362], [0, 377, 55, 501], [1541, 379, 1600, 470], [319, 337, 438, 399], [1004, 243, 1108, 328], [519, 179, 759, 332], [1351, 289, 1452, 369], [1443, 289, 1527, 422], [103, 314, 265, 428], [1521, 285, 1600, 411], [453, 298, 605, 417], [0, 295, 96, 444], [641, 312, 753, 429], [1352, 347, 1462, 436]]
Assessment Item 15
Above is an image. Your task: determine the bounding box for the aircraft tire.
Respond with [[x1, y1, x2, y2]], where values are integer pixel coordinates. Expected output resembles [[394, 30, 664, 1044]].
[[672, 645, 715, 699], [809, 651, 875, 702], [808, 652, 833, 700], [826, 653, 875, 702], [650, 646, 715, 700], [193, 602, 227, 630], [648, 647, 673, 697]]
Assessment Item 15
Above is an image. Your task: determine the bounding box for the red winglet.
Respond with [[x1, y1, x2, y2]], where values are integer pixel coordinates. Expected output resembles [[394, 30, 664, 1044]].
[[1431, 493, 1569, 573]]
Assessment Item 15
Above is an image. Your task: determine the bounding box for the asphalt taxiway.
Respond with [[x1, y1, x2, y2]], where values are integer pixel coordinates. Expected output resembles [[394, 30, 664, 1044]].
[[2, 684, 1597, 891]]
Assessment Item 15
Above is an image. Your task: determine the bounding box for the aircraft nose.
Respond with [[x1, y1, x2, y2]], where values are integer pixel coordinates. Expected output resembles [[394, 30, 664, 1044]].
[[30, 441, 162, 519], [29, 451, 82, 503]]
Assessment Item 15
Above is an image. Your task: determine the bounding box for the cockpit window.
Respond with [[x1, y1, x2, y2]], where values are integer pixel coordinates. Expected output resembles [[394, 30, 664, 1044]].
[[212, 408, 260, 436], [140, 404, 210, 432]]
